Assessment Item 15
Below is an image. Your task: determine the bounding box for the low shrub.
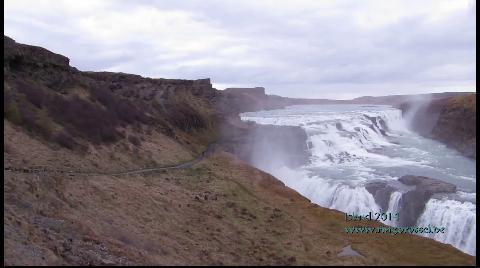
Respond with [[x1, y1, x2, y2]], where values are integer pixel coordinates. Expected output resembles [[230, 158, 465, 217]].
[[4, 91, 22, 124], [128, 135, 141, 146], [53, 131, 75, 150], [48, 95, 122, 144], [8, 81, 154, 146], [16, 80, 45, 108], [166, 102, 206, 132]]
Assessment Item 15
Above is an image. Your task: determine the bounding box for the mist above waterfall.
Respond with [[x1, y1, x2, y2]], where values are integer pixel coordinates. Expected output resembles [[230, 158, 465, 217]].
[[241, 104, 476, 256], [246, 124, 310, 171], [401, 94, 434, 133], [399, 93, 458, 136]]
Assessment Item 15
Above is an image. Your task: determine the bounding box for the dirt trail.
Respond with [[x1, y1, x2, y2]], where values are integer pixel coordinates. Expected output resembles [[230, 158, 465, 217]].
[[4, 142, 218, 176]]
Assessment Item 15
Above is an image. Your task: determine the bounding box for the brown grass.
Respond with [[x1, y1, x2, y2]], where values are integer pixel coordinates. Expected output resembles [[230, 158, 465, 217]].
[[3, 147, 476, 265], [448, 93, 476, 113]]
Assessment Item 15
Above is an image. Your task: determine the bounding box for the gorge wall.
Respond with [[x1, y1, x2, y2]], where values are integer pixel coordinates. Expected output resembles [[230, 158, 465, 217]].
[[399, 94, 476, 159]]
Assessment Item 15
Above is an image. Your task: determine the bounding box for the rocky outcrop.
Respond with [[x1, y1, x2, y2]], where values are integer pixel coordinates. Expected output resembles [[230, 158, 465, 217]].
[[398, 175, 457, 193], [364, 115, 388, 136], [367, 176, 457, 227], [430, 94, 476, 159], [84, 72, 216, 101], [224, 87, 266, 97], [216, 87, 286, 115], [365, 181, 396, 212], [4, 36, 70, 69], [399, 94, 476, 158], [397, 175, 456, 226], [4, 35, 221, 151]]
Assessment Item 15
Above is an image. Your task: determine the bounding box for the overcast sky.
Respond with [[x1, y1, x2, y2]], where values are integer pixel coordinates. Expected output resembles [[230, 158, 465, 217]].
[[4, 0, 476, 99]]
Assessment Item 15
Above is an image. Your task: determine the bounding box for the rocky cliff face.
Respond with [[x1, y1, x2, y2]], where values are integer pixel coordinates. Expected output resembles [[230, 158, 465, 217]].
[[4, 36, 70, 69], [4, 35, 222, 156], [224, 87, 266, 97], [430, 94, 476, 159], [399, 94, 476, 159], [215, 87, 286, 115]]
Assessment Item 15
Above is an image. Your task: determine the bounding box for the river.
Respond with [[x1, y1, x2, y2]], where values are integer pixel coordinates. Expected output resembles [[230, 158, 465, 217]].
[[240, 104, 476, 256]]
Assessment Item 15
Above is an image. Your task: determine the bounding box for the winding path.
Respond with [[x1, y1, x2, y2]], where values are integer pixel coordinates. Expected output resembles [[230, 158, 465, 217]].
[[4, 142, 218, 177]]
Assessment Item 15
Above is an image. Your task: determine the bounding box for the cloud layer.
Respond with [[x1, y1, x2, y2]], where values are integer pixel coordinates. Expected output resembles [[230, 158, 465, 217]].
[[4, 0, 476, 99]]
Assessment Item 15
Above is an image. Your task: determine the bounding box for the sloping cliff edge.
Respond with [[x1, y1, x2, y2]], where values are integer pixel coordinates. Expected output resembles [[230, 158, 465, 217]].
[[399, 94, 476, 159]]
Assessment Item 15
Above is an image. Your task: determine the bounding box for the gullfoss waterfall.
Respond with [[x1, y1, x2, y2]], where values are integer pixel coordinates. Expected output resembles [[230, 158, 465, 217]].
[[240, 105, 476, 256]]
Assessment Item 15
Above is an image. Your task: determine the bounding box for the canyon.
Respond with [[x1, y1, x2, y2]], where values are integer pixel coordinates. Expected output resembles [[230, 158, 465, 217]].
[[3, 36, 476, 265]]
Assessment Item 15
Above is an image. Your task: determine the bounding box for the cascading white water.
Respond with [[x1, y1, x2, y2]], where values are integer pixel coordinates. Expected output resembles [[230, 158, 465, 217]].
[[416, 198, 476, 256], [241, 104, 476, 256], [384, 191, 403, 227]]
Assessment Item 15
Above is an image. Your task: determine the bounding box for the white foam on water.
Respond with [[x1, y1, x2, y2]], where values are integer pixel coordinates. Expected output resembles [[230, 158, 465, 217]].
[[417, 198, 476, 256], [457, 191, 476, 201], [270, 166, 380, 214], [384, 191, 403, 226], [241, 104, 476, 255], [457, 175, 477, 183]]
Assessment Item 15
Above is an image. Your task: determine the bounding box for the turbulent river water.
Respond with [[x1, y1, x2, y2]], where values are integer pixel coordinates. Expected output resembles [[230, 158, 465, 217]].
[[240, 104, 476, 256]]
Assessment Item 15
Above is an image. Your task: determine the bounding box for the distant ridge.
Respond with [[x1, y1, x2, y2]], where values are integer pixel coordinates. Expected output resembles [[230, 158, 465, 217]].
[[221, 86, 474, 112]]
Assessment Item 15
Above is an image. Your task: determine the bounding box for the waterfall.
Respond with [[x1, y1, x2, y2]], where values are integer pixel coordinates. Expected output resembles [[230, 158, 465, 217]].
[[384, 191, 403, 226], [241, 104, 476, 256], [417, 198, 476, 255]]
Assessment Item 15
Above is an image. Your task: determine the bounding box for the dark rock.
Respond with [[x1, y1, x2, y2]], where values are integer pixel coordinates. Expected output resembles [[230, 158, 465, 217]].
[[431, 95, 476, 159], [367, 176, 457, 226], [364, 115, 388, 136], [398, 94, 475, 159], [378, 118, 388, 131], [364, 115, 379, 129], [215, 87, 284, 115], [398, 175, 456, 194], [397, 190, 430, 226], [397, 175, 456, 226], [4, 36, 70, 69], [365, 181, 396, 212]]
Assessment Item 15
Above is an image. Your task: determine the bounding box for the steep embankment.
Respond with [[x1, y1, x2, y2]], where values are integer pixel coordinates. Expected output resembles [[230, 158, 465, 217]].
[[399, 94, 476, 158], [431, 94, 476, 158], [4, 35, 221, 171], [4, 36, 476, 265]]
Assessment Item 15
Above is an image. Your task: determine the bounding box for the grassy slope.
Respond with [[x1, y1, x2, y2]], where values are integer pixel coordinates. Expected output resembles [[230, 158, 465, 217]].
[[448, 94, 476, 113], [4, 134, 476, 265]]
